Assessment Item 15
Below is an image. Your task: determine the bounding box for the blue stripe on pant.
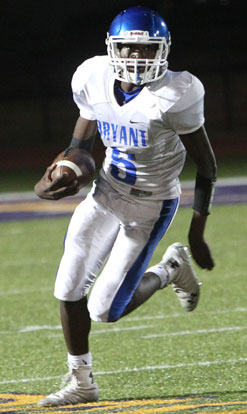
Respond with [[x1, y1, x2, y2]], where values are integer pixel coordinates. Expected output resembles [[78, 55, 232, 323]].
[[108, 197, 179, 322]]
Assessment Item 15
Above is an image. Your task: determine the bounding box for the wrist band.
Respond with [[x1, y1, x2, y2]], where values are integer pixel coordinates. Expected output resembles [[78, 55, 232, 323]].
[[62, 136, 95, 159], [193, 173, 216, 215], [69, 136, 95, 153]]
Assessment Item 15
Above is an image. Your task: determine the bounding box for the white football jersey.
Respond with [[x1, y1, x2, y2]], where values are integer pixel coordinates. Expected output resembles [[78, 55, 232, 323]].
[[72, 55, 205, 200]]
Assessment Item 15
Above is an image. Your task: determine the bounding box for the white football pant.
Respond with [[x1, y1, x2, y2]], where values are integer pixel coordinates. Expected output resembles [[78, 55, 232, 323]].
[[54, 177, 179, 322]]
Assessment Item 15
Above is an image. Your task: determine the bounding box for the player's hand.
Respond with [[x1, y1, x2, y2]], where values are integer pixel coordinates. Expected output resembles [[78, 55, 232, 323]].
[[189, 236, 215, 270], [34, 164, 80, 200], [188, 211, 215, 270]]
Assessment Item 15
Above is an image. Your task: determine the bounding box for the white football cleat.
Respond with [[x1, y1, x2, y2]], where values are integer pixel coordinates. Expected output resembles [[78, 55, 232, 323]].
[[37, 364, 99, 407], [160, 242, 200, 311]]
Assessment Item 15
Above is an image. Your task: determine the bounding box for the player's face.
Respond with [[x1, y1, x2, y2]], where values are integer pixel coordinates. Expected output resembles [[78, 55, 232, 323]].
[[118, 43, 158, 73]]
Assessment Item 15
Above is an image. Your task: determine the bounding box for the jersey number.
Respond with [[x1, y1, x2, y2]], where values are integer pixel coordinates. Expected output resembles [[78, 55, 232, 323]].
[[110, 148, 137, 185]]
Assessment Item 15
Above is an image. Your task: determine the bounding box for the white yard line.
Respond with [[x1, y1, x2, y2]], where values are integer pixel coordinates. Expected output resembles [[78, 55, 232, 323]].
[[142, 326, 247, 339], [0, 287, 51, 296], [18, 324, 152, 334], [19, 325, 61, 333], [125, 307, 247, 322], [0, 357, 247, 385], [0, 307, 246, 336], [48, 325, 247, 339]]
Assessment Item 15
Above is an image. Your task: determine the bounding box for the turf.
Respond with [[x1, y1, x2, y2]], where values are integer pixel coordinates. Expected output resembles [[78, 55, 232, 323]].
[[0, 203, 247, 413]]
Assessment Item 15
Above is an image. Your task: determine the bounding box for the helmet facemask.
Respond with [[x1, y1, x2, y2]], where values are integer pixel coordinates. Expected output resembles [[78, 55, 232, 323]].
[[106, 31, 171, 85]]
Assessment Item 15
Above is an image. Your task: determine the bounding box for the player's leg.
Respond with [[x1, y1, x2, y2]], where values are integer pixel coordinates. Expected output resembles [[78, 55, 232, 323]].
[[123, 242, 200, 316], [88, 197, 179, 322], [88, 196, 200, 323], [38, 193, 120, 407], [54, 194, 119, 303], [60, 297, 90, 356]]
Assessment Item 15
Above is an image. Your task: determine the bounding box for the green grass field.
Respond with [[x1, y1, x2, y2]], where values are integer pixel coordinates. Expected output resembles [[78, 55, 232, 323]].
[[1, 202, 247, 413]]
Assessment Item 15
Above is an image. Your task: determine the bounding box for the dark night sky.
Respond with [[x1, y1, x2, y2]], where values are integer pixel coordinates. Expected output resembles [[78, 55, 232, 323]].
[[1, 0, 246, 163], [1, 0, 246, 99]]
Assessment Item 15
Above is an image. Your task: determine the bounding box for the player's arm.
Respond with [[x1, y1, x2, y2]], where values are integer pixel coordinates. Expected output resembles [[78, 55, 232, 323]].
[[34, 117, 98, 200], [179, 125, 217, 270], [69, 116, 98, 152]]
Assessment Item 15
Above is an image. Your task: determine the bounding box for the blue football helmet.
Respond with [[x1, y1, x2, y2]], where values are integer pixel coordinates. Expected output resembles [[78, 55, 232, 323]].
[[106, 6, 171, 85]]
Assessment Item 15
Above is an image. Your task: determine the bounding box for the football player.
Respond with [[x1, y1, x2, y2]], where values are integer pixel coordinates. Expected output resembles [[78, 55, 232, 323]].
[[35, 6, 217, 406]]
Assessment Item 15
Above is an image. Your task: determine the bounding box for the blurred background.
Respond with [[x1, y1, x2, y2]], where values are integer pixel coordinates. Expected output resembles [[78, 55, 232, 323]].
[[1, 0, 246, 185]]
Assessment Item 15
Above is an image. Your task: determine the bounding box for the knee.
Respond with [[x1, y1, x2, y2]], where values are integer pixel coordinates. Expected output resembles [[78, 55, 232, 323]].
[[88, 297, 121, 323], [88, 303, 111, 323], [88, 299, 125, 323], [88, 280, 128, 323]]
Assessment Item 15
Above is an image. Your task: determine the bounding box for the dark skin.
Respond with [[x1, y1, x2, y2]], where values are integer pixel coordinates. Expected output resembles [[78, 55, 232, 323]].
[[34, 120, 98, 200], [35, 44, 217, 355], [119, 43, 159, 92], [180, 127, 216, 270]]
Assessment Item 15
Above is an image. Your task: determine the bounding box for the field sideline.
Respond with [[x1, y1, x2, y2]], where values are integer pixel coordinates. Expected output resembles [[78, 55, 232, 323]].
[[0, 176, 247, 222], [0, 178, 247, 413]]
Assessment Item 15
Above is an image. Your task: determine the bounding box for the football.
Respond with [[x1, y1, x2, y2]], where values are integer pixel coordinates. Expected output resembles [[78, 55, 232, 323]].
[[51, 147, 95, 188]]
